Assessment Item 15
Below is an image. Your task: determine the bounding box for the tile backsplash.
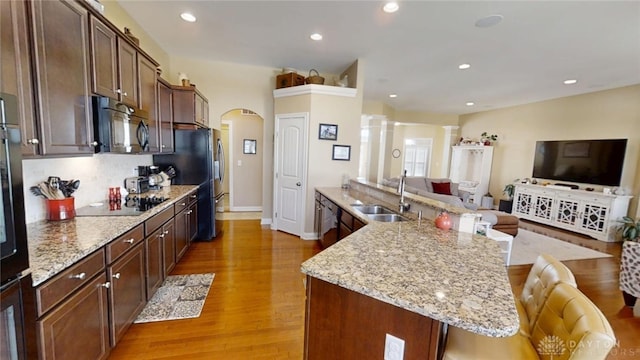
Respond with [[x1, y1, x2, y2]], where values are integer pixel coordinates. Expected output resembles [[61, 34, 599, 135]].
[[22, 154, 152, 223]]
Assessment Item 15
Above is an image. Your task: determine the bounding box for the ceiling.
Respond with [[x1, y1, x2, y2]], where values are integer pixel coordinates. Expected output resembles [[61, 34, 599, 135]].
[[116, 1, 640, 115]]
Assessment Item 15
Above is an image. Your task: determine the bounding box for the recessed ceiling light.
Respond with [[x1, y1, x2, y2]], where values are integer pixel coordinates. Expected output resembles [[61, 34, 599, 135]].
[[389, 94, 398, 98], [466, 102, 475, 106], [564, 79, 578, 85], [180, 12, 196, 22], [458, 63, 471, 70], [310, 33, 323, 41], [475, 14, 503, 28], [383, 2, 399, 13]]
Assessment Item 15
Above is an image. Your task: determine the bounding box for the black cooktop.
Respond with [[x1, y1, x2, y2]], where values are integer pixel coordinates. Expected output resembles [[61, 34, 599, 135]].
[[75, 195, 169, 217]]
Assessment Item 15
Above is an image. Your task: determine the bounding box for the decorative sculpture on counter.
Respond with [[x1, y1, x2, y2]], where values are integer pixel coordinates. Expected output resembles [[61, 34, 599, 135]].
[[435, 211, 452, 231]]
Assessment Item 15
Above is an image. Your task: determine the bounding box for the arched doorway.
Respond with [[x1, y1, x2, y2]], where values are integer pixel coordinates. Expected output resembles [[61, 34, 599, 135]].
[[220, 109, 264, 217]]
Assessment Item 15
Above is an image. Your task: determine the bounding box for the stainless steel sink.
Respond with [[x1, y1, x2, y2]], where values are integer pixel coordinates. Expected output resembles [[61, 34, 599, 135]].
[[366, 214, 409, 222], [351, 204, 409, 222], [351, 205, 397, 215]]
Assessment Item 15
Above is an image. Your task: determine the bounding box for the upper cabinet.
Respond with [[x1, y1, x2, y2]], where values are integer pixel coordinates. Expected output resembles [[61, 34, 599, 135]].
[[0, 0, 38, 156], [89, 16, 118, 100], [30, 0, 95, 156], [172, 86, 209, 128], [157, 78, 174, 153], [117, 39, 138, 107], [138, 55, 158, 152]]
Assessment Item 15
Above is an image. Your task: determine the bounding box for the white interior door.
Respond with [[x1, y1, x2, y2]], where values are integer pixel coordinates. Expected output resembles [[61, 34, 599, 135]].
[[273, 113, 308, 236]]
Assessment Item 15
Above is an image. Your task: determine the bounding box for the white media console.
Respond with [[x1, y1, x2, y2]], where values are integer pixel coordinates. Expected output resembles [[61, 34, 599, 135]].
[[512, 184, 632, 242]]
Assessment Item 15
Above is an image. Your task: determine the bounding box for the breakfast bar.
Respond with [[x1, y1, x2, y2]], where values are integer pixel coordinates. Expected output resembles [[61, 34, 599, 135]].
[[301, 188, 519, 359]]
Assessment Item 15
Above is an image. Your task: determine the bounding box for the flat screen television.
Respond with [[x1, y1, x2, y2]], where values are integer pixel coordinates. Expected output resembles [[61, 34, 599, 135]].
[[532, 139, 627, 186]]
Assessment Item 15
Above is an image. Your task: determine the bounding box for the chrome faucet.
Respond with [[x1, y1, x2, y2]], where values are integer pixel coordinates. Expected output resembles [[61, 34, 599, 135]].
[[398, 170, 411, 214]]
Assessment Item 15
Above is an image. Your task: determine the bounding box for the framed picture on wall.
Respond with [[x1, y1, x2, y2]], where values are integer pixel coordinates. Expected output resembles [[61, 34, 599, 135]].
[[319, 123, 338, 140], [243, 139, 257, 154], [332, 145, 351, 161]]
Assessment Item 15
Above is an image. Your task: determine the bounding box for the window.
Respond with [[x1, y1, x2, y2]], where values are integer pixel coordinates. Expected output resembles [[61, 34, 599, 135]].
[[403, 138, 432, 176]]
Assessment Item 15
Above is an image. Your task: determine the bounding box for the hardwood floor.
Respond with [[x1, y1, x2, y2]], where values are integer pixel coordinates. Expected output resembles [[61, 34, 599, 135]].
[[109, 219, 639, 359]]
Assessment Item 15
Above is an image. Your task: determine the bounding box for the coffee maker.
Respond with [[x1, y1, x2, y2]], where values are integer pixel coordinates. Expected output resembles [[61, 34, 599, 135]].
[[138, 165, 163, 189]]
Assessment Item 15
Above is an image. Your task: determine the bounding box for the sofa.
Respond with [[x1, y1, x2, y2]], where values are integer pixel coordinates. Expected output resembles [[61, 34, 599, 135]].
[[383, 176, 519, 236], [443, 254, 616, 360]]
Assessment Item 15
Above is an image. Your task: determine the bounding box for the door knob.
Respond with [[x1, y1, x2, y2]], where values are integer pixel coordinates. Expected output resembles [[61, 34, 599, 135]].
[[296, 182, 301, 186]]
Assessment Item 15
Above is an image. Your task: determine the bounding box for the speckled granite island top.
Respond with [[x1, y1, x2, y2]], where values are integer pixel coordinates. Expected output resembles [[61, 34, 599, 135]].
[[27, 185, 198, 287], [302, 187, 519, 338]]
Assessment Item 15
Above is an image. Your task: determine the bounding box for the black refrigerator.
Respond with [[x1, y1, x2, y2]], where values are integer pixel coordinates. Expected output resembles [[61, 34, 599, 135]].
[[154, 128, 224, 240]]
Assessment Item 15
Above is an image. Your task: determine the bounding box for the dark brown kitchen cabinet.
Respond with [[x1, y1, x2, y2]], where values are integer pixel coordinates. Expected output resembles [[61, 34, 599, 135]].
[[108, 241, 146, 347], [157, 78, 174, 152], [89, 15, 118, 99], [162, 219, 176, 277], [144, 205, 174, 299], [172, 85, 209, 127], [30, 0, 95, 155], [175, 190, 198, 261], [138, 54, 159, 152], [117, 38, 138, 107], [36, 249, 110, 360], [0, 0, 38, 156]]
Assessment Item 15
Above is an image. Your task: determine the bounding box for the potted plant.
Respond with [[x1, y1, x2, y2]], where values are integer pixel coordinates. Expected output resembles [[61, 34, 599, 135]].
[[503, 184, 516, 200], [481, 132, 498, 145], [619, 216, 640, 307]]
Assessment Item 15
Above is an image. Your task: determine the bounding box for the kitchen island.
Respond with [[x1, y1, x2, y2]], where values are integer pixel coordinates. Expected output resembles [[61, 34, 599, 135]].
[[301, 187, 518, 359]]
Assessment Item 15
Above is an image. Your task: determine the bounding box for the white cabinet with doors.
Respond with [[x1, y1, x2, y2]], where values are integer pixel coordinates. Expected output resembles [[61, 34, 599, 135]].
[[449, 145, 493, 205], [512, 184, 631, 242]]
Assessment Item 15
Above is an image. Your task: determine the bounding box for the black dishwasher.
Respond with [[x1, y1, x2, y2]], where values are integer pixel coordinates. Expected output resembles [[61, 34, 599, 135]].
[[318, 195, 339, 249]]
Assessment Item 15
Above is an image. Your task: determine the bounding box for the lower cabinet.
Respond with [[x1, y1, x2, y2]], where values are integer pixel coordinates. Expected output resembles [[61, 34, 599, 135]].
[[34, 191, 199, 358], [107, 241, 146, 347], [37, 273, 110, 360]]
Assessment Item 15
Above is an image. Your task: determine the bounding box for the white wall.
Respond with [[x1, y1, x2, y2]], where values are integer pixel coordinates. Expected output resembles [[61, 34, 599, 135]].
[[22, 154, 152, 223]]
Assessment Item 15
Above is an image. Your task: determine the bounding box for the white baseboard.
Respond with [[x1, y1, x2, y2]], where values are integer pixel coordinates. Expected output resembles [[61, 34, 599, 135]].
[[261, 218, 272, 226], [300, 232, 319, 240], [230, 206, 262, 212]]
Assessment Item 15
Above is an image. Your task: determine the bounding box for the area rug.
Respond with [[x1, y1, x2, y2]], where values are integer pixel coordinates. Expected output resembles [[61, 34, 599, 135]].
[[134, 273, 215, 323], [509, 229, 612, 266]]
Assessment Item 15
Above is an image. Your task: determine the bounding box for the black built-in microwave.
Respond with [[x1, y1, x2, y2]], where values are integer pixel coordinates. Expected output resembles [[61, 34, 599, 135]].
[[92, 96, 150, 153]]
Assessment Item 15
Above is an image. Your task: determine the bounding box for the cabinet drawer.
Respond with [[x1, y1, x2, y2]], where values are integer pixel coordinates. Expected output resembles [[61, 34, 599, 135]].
[[106, 224, 144, 264], [36, 249, 106, 316], [145, 205, 174, 236], [340, 210, 353, 229], [187, 190, 198, 205], [174, 195, 189, 214]]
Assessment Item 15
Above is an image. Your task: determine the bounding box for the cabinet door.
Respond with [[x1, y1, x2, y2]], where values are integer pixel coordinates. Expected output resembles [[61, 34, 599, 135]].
[[157, 80, 174, 152], [578, 202, 610, 235], [532, 193, 554, 221], [90, 16, 118, 99], [37, 274, 110, 360], [138, 54, 158, 152], [188, 201, 198, 242], [195, 93, 204, 126], [163, 220, 176, 277], [145, 228, 164, 300], [117, 38, 137, 107], [554, 196, 580, 227], [108, 242, 145, 347], [175, 209, 189, 262], [172, 89, 196, 125], [513, 189, 533, 217], [30, 0, 94, 155], [202, 99, 209, 127], [1, 0, 38, 156]]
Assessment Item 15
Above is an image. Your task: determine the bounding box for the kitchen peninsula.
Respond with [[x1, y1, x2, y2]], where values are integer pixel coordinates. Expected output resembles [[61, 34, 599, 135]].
[[302, 187, 519, 359]]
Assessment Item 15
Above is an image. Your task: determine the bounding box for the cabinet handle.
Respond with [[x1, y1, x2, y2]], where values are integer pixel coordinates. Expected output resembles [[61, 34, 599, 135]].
[[124, 238, 135, 244], [164, 230, 169, 234], [90, 141, 98, 146], [27, 138, 39, 145], [180, 202, 186, 206], [116, 89, 122, 94], [187, 210, 193, 215], [158, 233, 165, 238], [101, 282, 111, 289], [190, 195, 197, 199], [112, 272, 121, 279], [161, 144, 166, 148], [71, 272, 86, 280]]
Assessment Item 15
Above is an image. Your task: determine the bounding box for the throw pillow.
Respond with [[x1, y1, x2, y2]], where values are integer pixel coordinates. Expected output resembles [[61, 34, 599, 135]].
[[432, 182, 452, 195]]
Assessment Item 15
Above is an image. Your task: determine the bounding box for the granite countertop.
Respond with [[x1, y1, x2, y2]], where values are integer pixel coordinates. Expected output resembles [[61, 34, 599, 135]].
[[27, 185, 198, 287], [302, 187, 519, 338]]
